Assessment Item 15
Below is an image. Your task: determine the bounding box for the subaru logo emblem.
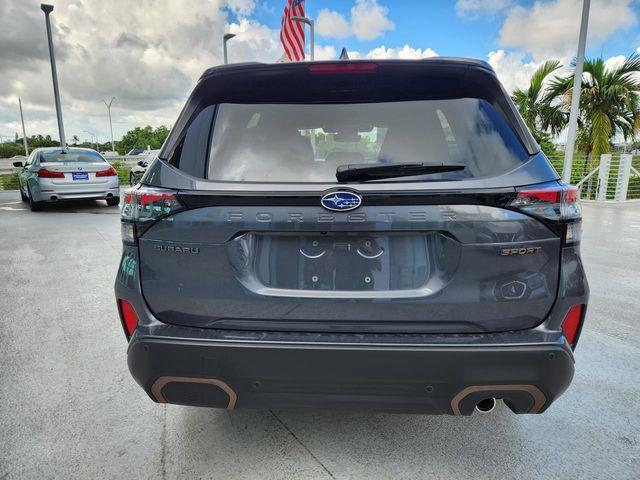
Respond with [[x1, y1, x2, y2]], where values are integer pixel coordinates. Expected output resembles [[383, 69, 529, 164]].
[[320, 191, 362, 211]]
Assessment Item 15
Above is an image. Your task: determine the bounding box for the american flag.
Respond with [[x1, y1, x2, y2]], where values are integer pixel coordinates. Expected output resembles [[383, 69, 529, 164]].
[[280, 0, 306, 62]]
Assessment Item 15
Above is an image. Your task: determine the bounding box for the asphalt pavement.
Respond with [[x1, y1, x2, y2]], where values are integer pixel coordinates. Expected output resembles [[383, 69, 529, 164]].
[[0, 190, 638, 479]]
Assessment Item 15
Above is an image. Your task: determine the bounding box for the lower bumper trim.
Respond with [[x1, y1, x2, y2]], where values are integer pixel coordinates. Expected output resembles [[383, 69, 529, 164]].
[[128, 336, 574, 415]]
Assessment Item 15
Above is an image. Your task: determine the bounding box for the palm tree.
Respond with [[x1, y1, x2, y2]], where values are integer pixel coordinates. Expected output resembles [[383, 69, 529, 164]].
[[512, 60, 566, 141], [547, 55, 640, 156], [71, 135, 80, 145]]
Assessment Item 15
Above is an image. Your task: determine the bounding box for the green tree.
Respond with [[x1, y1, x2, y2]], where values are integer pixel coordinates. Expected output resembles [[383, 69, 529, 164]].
[[512, 60, 566, 156], [547, 55, 640, 156], [116, 125, 170, 154], [71, 135, 80, 145]]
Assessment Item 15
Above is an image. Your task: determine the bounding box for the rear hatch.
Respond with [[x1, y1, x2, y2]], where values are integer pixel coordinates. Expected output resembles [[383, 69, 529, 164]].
[[127, 60, 565, 334]]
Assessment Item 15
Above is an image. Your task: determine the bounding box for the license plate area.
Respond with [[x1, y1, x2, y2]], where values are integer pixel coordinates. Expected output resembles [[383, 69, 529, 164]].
[[229, 233, 437, 293], [72, 172, 89, 180]]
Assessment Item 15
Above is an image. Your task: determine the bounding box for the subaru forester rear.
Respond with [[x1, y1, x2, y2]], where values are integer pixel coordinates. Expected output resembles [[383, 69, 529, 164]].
[[115, 59, 588, 415]]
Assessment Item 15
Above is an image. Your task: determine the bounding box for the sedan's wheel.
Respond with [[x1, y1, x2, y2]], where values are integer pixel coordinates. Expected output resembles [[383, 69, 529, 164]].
[[27, 186, 43, 211], [106, 196, 120, 207]]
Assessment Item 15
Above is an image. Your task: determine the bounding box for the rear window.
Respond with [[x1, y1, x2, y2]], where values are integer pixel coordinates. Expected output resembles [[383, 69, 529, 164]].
[[205, 99, 529, 183], [40, 150, 105, 163]]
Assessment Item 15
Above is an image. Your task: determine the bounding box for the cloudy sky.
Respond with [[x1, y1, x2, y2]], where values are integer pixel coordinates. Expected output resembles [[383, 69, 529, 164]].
[[0, 0, 638, 145]]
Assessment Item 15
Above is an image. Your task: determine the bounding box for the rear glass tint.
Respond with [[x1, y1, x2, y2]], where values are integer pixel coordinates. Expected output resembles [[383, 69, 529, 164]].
[[40, 150, 105, 163], [168, 105, 216, 178], [207, 99, 529, 183]]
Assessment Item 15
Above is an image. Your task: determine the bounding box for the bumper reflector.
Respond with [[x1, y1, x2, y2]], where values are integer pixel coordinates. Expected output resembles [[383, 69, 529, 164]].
[[562, 305, 584, 348], [119, 299, 139, 337]]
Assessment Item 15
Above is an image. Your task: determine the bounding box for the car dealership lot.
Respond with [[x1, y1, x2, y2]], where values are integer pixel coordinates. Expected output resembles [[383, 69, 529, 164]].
[[0, 190, 638, 479]]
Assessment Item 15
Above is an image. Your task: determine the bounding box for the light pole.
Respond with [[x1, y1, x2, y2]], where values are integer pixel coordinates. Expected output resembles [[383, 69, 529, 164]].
[[19, 98, 29, 156], [223, 33, 236, 65], [291, 16, 314, 61], [41, 3, 66, 149], [84, 130, 98, 150], [103, 97, 116, 153], [562, 0, 590, 183]]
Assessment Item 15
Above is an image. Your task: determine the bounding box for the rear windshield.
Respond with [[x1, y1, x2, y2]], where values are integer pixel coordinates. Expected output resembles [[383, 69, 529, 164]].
[[40, 150, 105, 163], [206, 99, 529, 183]]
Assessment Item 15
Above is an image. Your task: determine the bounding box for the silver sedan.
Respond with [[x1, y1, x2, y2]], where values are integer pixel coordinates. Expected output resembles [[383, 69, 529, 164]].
[[14, 147, 120, 211]]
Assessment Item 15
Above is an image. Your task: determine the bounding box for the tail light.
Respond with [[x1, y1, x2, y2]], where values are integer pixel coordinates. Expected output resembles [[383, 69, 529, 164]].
[[120, 185, 183, 244], [562, 304, 585, 349], [96, 166, 118, 177], [509, 183, 582, 244], [37, 168, 65, 178], [118, 299, 139, 338]]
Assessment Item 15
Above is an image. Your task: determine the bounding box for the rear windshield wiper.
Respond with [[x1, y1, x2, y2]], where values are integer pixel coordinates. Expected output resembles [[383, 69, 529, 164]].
[[336, 162, 465, 182]]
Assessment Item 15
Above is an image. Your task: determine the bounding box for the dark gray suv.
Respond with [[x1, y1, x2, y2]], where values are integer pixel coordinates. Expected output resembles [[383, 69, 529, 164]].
[[115, 59, 588, 415]]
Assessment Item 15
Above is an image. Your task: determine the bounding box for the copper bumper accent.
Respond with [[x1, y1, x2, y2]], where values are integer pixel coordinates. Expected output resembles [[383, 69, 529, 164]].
[[151, 376, 237, 409], [451, 384, 546, 415]]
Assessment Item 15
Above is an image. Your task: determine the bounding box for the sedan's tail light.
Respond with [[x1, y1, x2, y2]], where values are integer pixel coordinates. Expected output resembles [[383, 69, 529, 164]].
[[37, 168, 65, 178], [96, 166, 118, 177], [509, 183, 582, 244], [120, 185, 183, 244]]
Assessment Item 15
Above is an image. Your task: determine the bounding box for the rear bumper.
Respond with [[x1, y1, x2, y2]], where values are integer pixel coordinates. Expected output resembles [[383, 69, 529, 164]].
[[32, 178, 119, 202], [127, 331, 574, 415]]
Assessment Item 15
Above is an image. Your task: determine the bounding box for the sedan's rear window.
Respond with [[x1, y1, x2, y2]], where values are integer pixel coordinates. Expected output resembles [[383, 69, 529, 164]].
[[40, 150, 105, 163], [207, 99, 529, 183]]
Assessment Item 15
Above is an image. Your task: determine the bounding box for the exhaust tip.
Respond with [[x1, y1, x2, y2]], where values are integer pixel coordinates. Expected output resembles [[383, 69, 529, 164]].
[[50, 195, 58, 201], [475, 397, 497, 413]]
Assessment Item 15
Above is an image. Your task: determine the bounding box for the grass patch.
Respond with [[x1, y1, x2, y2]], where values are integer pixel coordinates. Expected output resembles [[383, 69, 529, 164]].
[[0, 173, 20, 190]]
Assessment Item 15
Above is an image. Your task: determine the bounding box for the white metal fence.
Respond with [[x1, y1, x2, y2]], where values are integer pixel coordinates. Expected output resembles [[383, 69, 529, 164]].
[[548, 153, 640, 202]]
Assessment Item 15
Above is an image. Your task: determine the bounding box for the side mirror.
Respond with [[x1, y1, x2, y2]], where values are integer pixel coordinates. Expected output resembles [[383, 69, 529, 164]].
[[13, 161, 24, 168], [137, 160, 145, 167]]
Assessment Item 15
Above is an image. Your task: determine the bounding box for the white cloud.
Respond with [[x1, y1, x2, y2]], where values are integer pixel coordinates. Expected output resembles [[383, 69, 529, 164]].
[[316, 9, 351, 39], [0, 0, 282, 143], [226, 18, 281, 63], [499, 0, 637, 61], [350, 0, 395, 41], [343, 45, 437, 61], [604, 55, 627, 71], [314, 45, 338, 61], [226, 0, 256, 16], [456, 0, 513, 17], [365, 45, 438, 60], [487, 49, 543, 93], [316, 0, 394, 41]]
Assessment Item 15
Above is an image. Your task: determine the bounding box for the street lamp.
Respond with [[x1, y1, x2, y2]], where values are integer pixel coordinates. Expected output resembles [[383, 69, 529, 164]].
[[223, 33, 236, 65], [41, 3, 66, 149], [19, 98, 29, 156], [291, 16, 314, 61], [103, 97, 116, 153], [84, 130, 98, 150], [562, 0, 591, 183]]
